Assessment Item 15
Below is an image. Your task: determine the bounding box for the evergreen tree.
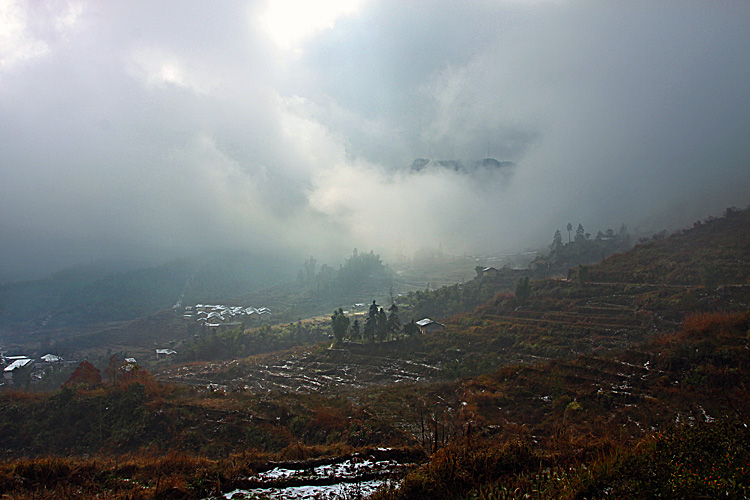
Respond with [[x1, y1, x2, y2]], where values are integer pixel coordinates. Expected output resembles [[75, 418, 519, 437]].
[[550, 230, 563, 250], [376, 307, 388, 342], [363, 300, 378, 342], [575, 223, 586, 242], [387, 302, 402, 337], [349, 318, 361, 341]]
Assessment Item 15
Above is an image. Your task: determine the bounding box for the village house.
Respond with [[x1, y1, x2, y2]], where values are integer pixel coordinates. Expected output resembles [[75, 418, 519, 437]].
[[482, 267, 500, 278], [155, 349, 177, 359], [258, 307, 272, 322], [529, 257, 551, 271], [186, 303, 271, 325], [416, 318, 445, 335], [3, 357, 33, 381]]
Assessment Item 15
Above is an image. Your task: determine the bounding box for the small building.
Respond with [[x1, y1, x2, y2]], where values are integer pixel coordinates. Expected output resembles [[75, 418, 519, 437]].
[[482, 267, 500, 278], [3, 355, 29, 362], [416, 318, 445, 335], [3, 358, 33, 380], [41, 354, 63, 363], [258, 307, 271, 322], [206, 311, 223, 322], [529, 258, 551, 271], [155, 349, 177, 359]]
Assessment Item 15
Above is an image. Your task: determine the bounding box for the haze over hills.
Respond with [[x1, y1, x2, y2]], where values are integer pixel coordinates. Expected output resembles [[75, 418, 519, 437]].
[[1, 1, 750, 498], [0, 204, 748, 498], [0, 251, 295, 341], [2, 2, 750, 281]]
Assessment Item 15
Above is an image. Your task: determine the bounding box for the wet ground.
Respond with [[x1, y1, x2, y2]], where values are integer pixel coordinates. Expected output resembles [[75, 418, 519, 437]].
[[213, 448, 421, 499]]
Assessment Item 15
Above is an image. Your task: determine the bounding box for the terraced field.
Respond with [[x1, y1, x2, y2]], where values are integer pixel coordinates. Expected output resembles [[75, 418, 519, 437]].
[[159, 343, 443, 394]]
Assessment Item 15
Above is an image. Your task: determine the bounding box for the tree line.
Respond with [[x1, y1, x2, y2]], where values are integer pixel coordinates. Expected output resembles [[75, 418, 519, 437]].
[[330, 300, 419, 343]]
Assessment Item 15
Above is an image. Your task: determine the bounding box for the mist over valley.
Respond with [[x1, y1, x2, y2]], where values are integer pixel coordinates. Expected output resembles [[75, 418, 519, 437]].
[[1, 1, 749, 499]]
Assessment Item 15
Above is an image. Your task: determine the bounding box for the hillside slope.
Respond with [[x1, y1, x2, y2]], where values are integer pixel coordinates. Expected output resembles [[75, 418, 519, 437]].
[[0, 206, 749, 499], [1, 220, 749, 499], [589, 205, 750, 286], [159, 206, 750, 393]]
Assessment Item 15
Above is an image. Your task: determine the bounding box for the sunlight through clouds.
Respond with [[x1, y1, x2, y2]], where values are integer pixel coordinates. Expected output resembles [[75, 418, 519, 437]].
[[259, 0, 367, 52], [1, 0, 749, 278], [126, 45, 218, 94], [0, 0, 49, 68], [0, 0, 83, 69]]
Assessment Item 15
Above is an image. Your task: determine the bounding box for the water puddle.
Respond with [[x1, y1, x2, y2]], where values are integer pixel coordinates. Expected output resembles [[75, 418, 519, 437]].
[[221, 479, 389, 499], [216, 448, 420, 499]]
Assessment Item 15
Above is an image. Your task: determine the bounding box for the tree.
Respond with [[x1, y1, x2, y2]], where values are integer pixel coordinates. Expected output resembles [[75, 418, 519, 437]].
[[105, 355, 123, 386], [550, 230, 563, 250], [330, 308, 350, 343], [364, 300, 379, 342], [515, 276, 531, 304], [376, 308, 388, 342], [575, 223, 586, 242], [349, 319, 361, 341], [387, 303, 402, 337], [475, 265, 484, 278], [302, 256, 317, 281], [567, 222, 573, 243], [337, 250, 388, 296], [64, 361, 102, 388]]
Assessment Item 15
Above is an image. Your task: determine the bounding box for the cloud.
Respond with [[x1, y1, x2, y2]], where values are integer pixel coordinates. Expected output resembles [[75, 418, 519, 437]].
[[0, 0, 84, 68], [259, 0, 369, 53], [126, 45, 217, 94], [1, 0, 749, 280]]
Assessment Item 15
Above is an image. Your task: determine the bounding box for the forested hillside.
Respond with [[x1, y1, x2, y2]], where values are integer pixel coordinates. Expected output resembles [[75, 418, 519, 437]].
[[0, 251, 294, 337]]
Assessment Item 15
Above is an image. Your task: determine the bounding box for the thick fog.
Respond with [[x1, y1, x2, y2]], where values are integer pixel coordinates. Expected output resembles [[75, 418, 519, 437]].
[[2, 0, 749, 280]]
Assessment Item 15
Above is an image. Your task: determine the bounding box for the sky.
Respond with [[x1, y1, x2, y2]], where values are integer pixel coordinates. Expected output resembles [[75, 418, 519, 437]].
[[1, 0, 749, 280]]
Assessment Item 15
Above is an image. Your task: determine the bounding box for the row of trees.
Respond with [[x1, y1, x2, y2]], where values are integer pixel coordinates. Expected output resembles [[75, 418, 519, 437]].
[[552, 223, 631, 248], [545, 223, 633, 270], [331, 300, 419, 343]]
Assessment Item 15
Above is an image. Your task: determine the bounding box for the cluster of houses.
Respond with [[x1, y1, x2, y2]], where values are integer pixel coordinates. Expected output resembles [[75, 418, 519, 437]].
[[182, 303, 271, 328], [1, 352, 70, 383]]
